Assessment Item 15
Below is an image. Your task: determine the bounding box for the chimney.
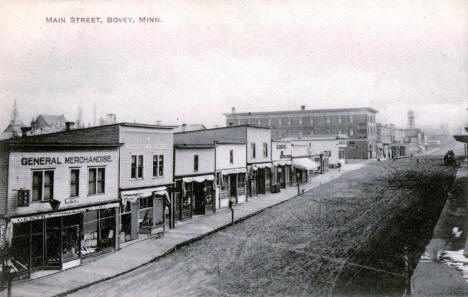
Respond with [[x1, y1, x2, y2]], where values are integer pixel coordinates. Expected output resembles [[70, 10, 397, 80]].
[[65, 121, 75, 131], [21, 127, 32, 138], [182, 123, 187, 132], [301, 105, 306, 111], [231, 107, 236, 114], [156, 120, 162, 125]]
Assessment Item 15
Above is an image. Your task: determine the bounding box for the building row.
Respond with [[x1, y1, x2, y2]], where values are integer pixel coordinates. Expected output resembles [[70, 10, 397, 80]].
[[0, 123, 347, 280], [225, 106, 428, 159]]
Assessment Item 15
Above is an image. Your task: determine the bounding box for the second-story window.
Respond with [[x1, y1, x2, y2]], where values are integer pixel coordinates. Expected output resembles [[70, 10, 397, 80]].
[[89, 167, 105, 195], [251, 143, 256, 159], [32, 170, 54, 202], [263, 143, 268, 158], [230, 150, 234, 164], [70, 169, 79, 197], [194, 155, 199, 172], [138, 155, 144, 178], [131, 155, 144, 179], [153, 155, 164, 177]]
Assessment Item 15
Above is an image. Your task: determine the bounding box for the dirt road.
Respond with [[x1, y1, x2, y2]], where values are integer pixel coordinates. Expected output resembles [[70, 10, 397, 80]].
[[67, 158, 455, 297]]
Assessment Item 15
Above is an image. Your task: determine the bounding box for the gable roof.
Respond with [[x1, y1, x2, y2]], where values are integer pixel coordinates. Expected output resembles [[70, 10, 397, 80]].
[[37, 114, 66, 126]]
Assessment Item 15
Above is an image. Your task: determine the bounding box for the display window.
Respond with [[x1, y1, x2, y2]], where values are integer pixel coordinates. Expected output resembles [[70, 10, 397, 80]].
[[237, 173, 246, 196], [62, 215, 80, 261], [139, 196, 153, 228]]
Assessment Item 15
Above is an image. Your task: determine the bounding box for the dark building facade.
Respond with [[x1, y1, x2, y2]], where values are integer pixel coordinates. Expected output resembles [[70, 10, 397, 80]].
[[225, 107, 378, 159]]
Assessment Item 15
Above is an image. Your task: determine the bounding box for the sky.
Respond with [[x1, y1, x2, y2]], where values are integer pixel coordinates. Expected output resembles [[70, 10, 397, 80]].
[[1, 0, 467, 133]]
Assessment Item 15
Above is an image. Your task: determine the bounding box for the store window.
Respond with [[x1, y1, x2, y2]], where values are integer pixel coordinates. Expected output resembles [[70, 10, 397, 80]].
[[62, 215, 80, 262], [139, 197, 153, 229], [194, 155, 199, 172], [32, 170, 54, 202], [70, 169, 79, 197], [230, 150, 234, 164], [11, 222, 31, 273], [238, 173, 246, 196], [263, 143, 268, 158], [89, 167, 105, 195], [82, 209, 115, 256], [153, 155, 164, 177]]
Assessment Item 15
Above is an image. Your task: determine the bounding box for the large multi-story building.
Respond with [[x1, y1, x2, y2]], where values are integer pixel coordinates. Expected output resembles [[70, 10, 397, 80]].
[[225, 106, 378, 159]]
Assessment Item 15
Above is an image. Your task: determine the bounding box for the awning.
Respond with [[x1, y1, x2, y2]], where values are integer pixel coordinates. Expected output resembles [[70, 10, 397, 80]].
[[10, 202, 120, 223], [182, 174, 214, 183], [251, 163, 272, 170], [121, 186, 168, 205], [273, 160, 291, 166], [292, 158, 320, 170], [220, 168, 246, 175]]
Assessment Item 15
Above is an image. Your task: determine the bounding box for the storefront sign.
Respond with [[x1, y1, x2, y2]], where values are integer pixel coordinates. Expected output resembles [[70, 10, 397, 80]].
[[65, 197, 79, 204], [21, 155, 112, 166], [10, 202, 120, 223]]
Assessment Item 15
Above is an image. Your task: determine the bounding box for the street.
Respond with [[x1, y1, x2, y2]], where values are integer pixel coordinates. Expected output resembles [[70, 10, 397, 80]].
[[66, 158, 456, 297]]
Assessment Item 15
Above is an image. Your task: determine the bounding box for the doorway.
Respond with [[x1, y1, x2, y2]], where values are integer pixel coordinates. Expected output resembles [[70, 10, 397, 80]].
[[193, 181, 205, 215]]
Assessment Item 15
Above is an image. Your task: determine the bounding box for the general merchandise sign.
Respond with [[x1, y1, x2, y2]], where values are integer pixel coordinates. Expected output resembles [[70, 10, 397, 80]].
[[21, 155, 113, 166]]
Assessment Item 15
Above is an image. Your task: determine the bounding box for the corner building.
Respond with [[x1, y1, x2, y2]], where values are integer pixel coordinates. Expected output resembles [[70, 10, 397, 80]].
[[0, 127, 121, 279]]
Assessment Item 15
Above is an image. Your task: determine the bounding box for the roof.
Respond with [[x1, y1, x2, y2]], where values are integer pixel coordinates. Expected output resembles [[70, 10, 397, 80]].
[[8, 122, 177, 147], [172, 124, 207, 133], [174, 124, 270, 135], [275, 135, 348, 142], [118, 122, 177, 130], [174, 144, 215, 149], [38, 114, 66, 126], [454, 135, 468, 143], [225, 107, 378, 117]]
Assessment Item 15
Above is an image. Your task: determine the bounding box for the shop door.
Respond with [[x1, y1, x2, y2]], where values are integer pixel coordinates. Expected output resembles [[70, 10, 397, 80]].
[[120, 201, 133, 242], [279, 167, 286, 188], [181, 182, 193, 220], [193, 182, 205, 215], [229, 174, 237, 202], [205, 181, 214, 214], [258, 169, 266, 194], [250, 170, 257, 196]]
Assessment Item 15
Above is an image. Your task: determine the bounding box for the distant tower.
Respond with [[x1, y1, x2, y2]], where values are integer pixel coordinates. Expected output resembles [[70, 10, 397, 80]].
[[11, 99, 19, 123], [407, 110, 415, 129], [76, 106, 83, 128]]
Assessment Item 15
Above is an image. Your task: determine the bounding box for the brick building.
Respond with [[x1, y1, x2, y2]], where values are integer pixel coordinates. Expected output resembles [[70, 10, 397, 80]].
[[225, 106, 378, 159]]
